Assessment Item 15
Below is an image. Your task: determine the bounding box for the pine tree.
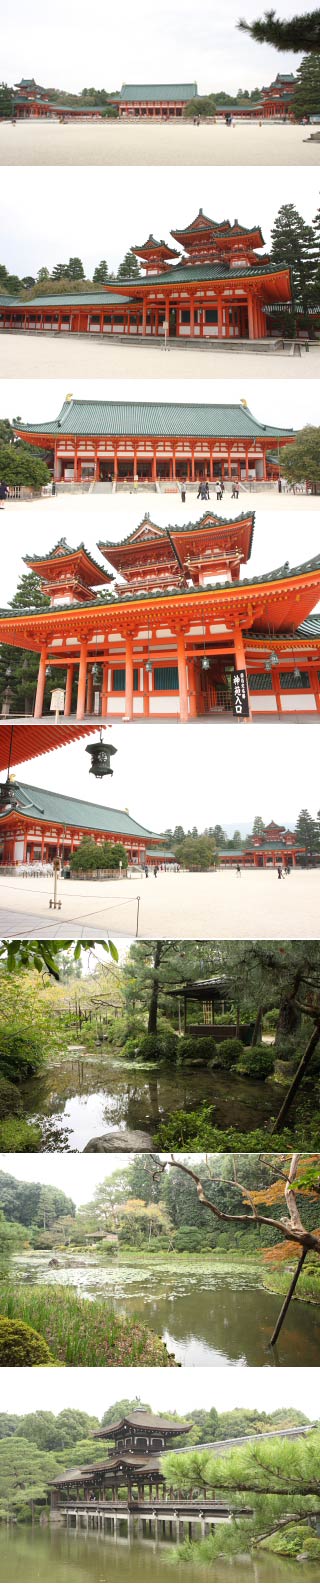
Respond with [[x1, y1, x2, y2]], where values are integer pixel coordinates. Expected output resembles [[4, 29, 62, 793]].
[[117, 251, 141, 281], [238, 9, 320, 52], [0, 570, 61, 716], [312, 207, 320, 301], [67, 257, 85, 281], [293, 51, 320, 116], [93, 260, 109, 283], [270, 203, 317, 315]]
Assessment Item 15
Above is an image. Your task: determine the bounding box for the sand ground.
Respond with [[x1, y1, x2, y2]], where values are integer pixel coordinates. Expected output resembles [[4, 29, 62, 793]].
[[1, 332, 318, 381], [5, 490, 318, 513], [0, 120, 318, 166], [0, 867, 318, 940]]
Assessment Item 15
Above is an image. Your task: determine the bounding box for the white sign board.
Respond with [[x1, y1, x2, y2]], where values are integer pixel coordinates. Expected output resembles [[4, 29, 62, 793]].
[[50, 689, 65, 712]]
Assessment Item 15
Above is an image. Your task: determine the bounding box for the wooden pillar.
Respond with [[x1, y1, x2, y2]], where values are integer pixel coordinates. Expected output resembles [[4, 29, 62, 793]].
[[191, 444, 195, 482], [247, 292, 255, 339], [271, 667, 282, 715], [152, 446, 157, 482], [64, 664, 74, 716], [310, 665, 320, 715], [101, 662, 108, 715], [190, 297, 195, 337], [77, 640, 88, 719], [217, 294, 223, 337], [177, 632, 188, 722], [34, 647, 47, 718], [188, 658, 197, 718], [125, 634, 134, 719], [86, 669, 94, 714]]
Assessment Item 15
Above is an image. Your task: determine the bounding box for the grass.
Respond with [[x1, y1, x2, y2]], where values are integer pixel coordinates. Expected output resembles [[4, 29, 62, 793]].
[[0, 1283, 174, 1367]]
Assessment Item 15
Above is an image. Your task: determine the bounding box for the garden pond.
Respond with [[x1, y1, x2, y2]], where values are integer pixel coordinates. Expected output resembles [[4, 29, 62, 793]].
[[21, 1046, 291, 1150], [1, 1527, 320, 1584], [12, 1250, 320, 1367]]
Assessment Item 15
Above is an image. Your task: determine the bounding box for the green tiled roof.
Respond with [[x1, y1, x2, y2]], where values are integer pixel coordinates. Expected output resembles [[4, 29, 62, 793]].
[[17, 399, 295, 441], [120, 83, 197, 101], [3, 292, 131, 308], [0, 782, 160, 840], [113, 262, 287, 286]]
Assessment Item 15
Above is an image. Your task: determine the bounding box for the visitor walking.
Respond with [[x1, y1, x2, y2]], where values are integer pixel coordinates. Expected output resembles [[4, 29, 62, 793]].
[[144, 867, 149, 878], [0, 482, 8, 509], [277, 865, 282, 879]]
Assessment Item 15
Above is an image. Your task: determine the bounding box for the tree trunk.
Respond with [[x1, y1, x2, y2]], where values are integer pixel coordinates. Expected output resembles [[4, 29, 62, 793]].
[[147, 942, 163, 1035], [251, 1005, 262, 1045], [269, 1248, 307, 1347], [274, 997, 301, 1046], [272, 1020, 320, 1132]]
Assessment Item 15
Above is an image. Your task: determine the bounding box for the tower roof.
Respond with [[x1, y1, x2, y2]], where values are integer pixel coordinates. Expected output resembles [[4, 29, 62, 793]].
[[24, 539, 109, 587], [94, 1412, 191, 1436]]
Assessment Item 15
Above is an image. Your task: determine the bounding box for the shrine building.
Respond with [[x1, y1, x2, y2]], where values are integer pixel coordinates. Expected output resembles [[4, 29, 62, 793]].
[[11, 80, 115, 118], [0, 515, 319, 723], [119, 83, 197, 116], [12, 396, 296, 485], [0, 780, 172, 869], [1, 210, 293, 341], [219, 820, 307, 868]]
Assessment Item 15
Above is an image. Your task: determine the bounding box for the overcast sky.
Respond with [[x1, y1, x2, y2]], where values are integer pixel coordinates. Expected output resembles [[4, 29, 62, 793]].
[[0, 377, 317, 432], [1, 0, 307, 96], [1, 168, 318, 279], [7, 724, 318, 832], [0, 1149, 137, 1204], [0, 1364, 317, 1417], [2, 507, 319, 607]]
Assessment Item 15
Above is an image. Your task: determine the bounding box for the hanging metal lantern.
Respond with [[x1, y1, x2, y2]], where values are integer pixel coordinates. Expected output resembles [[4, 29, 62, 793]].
[[269, 649, 279, 667], [85, 737, 117, 779], [0, 778, 20, 812], [201, 656, 210, 671], [145, 660, 153, 673], [293, 665, 302, 683]]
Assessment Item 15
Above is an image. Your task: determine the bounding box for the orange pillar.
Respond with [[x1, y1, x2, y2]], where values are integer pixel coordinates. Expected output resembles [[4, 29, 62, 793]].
[[125, 635, 134, 719], [247, 292, 255, 339], [188, 659, 197, 718], [65, 664, 74, 716], [77, 640, 88, 719], [177, 632, 188, 722], [86, 669, 94, 714], [217, 294, 223, 337], [101, 663, 109, 715], [34, 647, 47, 719]]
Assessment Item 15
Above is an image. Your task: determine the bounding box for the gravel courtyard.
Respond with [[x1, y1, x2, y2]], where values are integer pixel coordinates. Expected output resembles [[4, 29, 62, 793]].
[[1, 333, 318, 381], [0, 867, 318, 940], [0, 120, 319, 167]]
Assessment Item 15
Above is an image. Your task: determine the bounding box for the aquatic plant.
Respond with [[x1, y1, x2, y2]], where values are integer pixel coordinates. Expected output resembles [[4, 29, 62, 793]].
[[0, 1284, 174, 1367]]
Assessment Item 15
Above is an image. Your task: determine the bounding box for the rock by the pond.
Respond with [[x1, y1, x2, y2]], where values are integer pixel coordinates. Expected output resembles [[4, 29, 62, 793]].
[[48, 1257, 60, 1267], [83, 1128, 153, 1153]]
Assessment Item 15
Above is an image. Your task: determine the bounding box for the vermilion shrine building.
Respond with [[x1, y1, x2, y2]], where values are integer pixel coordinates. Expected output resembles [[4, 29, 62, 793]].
[[0, 780, 171, 869], [219, 821, 307, 868], [1, 211, 293, 341], [0, 514, 320, 722], [13, 396, 296, 484]]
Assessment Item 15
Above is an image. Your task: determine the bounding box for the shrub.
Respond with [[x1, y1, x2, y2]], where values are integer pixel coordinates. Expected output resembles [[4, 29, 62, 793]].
[[174, 1226, 206, 1252], [0, 1028, 44, 1080], [0, 1316, 54, 1365], [236, 1045, 275, 1080], [154, 1105, 320, 1151], [263, 1007, 280, 1031], [0, 1118, 42, 1152], [212, 1037, 244, 1068], [136, 1032, 178, 1064], [273, 1037, 301, 1062], [178, 1036, 216, 1066], [0, 1077, 22, 1119]]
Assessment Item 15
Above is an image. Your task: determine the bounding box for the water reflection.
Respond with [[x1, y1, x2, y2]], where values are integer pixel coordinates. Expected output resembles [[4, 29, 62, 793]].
[[0, 1527, 319, 1585], [23, 1050, 288, 1151]]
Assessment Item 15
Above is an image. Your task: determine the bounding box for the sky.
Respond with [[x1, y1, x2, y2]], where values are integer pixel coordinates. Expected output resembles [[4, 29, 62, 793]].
[[1, 0, 307, 96], [1, 168, 318, 280], [0, 377, 318, 432], [6, 723, 319, 832], [0, 1150, 137, 1204], [2, 507, 319, 607], [0, 1364, 318, 1417]]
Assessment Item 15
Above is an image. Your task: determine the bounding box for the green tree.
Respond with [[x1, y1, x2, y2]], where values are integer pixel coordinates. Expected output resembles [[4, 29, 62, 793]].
[[0, 1436, 58, 1519], [117, 251, 141, 280], [174, 835, 217, 869], [184, 95, 217, 117], [0, 84, 13, 119], [280, 427, 320, 493], [237, 9, 320, 52], [295, 808, 320, 860], [164, 1427, 320, 1563], [0, 443, 50, 491], [36, 268, 50, 282], [270, 204, 317, 316], [67, 257, 85, 281], [293, 51, 320, 118], [93, 260, 110, 283], [51, 263, 69, 280]]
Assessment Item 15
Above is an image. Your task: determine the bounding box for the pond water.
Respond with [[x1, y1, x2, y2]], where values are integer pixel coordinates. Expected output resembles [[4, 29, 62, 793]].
[[22, 1048, 289, 1151], [0, 1527, 319, 1584], [13, 1252, 320, 1368]]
